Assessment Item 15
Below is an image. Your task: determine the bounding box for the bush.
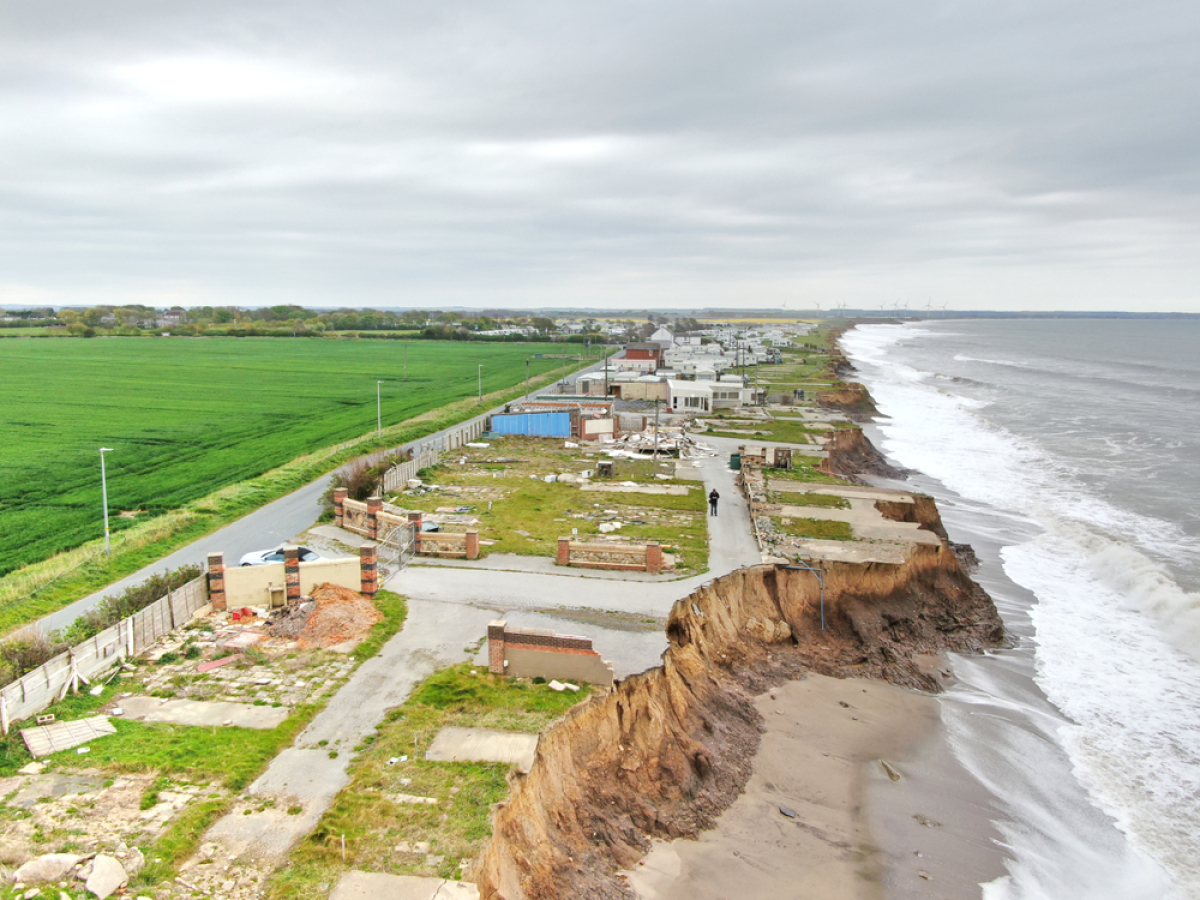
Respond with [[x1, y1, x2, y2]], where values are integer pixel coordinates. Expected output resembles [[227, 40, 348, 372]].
[[59, 565, 202, 645], [0, 629, 64, 684]]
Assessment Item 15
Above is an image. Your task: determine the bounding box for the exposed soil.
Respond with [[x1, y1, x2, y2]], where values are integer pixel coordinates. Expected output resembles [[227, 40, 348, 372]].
[[294, 583, 382, 650], [474, 545, 1004, 900]]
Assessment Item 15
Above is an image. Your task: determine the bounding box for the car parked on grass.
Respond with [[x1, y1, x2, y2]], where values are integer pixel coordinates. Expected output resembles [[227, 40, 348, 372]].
[[239, 546, 321, 566]]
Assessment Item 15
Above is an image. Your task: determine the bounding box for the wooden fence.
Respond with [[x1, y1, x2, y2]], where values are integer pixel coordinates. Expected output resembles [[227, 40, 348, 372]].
[[379, 415, 489, 493], [1, 576, 209, 733]]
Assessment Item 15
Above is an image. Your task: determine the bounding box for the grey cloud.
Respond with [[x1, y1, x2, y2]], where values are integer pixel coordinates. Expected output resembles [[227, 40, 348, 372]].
[[1, 0, 1198, 310]]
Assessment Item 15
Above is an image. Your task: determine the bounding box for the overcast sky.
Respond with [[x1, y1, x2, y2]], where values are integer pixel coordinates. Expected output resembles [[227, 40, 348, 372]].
[[2, 0, 1198, 312]]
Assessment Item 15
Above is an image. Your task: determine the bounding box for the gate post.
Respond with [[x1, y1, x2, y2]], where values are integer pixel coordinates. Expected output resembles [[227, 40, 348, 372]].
[[207, 552, 226, 611], [333, 488, 348, 528], [366, 497, 383, 540], [284, 545, 302, 604], [360, 543, 379, 597]]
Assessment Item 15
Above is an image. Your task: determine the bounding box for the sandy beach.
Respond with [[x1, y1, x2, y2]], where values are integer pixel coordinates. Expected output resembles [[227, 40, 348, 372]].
[[624, 671, 1006, 900]]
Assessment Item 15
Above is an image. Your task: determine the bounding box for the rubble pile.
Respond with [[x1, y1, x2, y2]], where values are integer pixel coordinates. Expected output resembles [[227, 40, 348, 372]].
[[604, 430, 717, 459], [295, 583, 382, 650]]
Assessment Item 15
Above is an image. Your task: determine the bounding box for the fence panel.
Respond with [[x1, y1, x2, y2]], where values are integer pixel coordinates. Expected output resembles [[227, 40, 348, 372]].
[[1, 575, 209, 731]]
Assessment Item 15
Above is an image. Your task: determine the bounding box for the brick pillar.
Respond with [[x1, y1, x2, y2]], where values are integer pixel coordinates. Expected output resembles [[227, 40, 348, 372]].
[[333, 488, 348, 528], [360, 543, 379, 597], [207, 552, 226, 612], [646, 541, 663, 575], [284, 545, 301, 604], [408, 511, 423, 554], [557, 537, 571, 567], [488, 620, 507, 675], [465, 530, 480, 560], [366, 497, 383, 540]]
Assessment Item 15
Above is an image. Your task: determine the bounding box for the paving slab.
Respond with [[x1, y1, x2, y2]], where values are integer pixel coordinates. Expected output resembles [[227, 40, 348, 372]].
[[580, 483, 691, 495], [21, 716, 116, 758], [119, 696, 290, 729], [425, 727, 539, 773], [330, 871, 479, 900]]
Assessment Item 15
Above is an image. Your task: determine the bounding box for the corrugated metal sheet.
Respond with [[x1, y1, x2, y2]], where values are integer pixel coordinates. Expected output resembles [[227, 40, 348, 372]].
[[490, 411, 572, 437]]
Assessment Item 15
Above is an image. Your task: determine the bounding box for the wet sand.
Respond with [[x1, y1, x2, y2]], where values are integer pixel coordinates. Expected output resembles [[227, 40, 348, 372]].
[[624, 672, 1006, 899]]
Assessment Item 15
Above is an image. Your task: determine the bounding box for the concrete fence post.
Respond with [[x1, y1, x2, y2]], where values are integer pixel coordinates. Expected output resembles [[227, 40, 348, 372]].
[[466, 530, 480, 560], [557, 537, 571, 567], [333, 487, 348, 528], [360, 543, 379, 597], [366, 497, 383, 540], [207, 552, 226, 611], [488, 620, 507, 674], [284, 545, 302, 604], [646, 541, 663, 575]]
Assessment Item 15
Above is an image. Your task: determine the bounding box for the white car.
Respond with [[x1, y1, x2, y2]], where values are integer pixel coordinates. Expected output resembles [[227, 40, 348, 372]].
[[238, 546, 321, 566]]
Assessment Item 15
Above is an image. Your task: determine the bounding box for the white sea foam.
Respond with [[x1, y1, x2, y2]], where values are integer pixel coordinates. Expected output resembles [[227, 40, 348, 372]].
[[843, 323, 1200, 898]]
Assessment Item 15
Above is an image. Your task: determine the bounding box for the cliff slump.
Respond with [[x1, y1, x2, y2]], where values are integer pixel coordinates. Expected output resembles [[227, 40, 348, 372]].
[[474, 549, 1002, 900], [818, 426, 906, 481], [814, 382, 878, 419]]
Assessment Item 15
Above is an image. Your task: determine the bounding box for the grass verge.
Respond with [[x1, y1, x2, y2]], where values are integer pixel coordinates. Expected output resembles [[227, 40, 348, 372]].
[[265, 663, 593, 898]]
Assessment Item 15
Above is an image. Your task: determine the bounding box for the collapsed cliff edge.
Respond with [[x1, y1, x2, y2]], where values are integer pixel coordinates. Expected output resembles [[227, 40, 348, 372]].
[[473, 542, 1003, 899]]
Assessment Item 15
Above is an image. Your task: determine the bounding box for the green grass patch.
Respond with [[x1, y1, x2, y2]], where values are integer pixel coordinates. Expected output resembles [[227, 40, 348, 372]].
[[396, 437, 708, 572], [773, 517, 855, 541], [767, 460, 848, 486], [265, 664, 592, 899], [771, 491, 850, 509]]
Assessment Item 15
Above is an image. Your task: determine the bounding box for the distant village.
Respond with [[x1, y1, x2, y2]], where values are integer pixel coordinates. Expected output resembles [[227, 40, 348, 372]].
[[0, 304, 820, 420]]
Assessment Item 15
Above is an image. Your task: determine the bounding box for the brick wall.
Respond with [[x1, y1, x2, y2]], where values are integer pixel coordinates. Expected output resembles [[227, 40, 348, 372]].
[[486, 620, 614, 686]]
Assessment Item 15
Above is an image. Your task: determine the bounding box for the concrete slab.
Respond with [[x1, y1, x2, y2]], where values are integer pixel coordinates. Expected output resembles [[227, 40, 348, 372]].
[[425, 726, 539, 773], [790, 538, 912, 565], [6, 773, 105, 807], [580, 483, 691, 495], [330, 871, 479, 900], [119, 696, 290, 729], [768, 481, 916, 503], [21, 716, 116, 758]]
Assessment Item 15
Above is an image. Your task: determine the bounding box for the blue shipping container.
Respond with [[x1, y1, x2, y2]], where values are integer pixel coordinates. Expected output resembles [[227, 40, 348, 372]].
[[490, 411, 572, 437]]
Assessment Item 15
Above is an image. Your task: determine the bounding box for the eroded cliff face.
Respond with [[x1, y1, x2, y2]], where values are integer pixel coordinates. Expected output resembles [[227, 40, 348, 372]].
[[473, 547, 1002, 900], [818, 426, 906, 481], [814, 382, 878, 419]]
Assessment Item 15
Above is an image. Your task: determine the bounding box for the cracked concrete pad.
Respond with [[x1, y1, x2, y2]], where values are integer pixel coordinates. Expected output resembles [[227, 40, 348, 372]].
[[330, 871, 479, 900], [425, 727, 539, 773], [119, 696, 290, 729]]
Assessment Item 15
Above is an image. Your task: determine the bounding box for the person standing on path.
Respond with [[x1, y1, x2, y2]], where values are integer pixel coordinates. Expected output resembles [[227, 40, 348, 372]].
[[708, 488, 720, 516]]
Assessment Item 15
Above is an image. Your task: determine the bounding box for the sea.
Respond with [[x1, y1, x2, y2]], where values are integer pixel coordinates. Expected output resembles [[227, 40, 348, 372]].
[[840, 319, 1200, 900]]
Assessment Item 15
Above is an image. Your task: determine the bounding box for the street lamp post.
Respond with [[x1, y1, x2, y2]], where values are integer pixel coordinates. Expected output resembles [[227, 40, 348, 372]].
[[99, 447, 113, 555], [377, 381, 384, 438]]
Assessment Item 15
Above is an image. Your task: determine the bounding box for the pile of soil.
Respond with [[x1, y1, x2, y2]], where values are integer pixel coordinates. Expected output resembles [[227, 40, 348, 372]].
[[267, 583, 382, 649]]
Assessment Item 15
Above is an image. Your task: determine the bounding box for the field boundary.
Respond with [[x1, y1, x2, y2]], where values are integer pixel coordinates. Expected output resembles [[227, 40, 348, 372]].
[[1, 575, 208, 732]]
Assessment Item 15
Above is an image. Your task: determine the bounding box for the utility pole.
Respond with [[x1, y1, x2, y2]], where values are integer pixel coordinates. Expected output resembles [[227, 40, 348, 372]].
[[404, 343, 408, 381], [653, 399, 661, 478], [478, 364, 482, 403], [525, 358, 530, 402], [377, 380, 384, 437], [604, 344, 609, 396]]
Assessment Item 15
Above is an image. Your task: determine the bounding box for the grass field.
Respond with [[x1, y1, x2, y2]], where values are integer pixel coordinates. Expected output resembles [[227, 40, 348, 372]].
[[0, 338, 567, 577]]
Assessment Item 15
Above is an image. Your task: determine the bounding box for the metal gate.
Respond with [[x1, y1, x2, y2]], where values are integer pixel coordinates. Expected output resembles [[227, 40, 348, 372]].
[[379, 521, 417, 572]]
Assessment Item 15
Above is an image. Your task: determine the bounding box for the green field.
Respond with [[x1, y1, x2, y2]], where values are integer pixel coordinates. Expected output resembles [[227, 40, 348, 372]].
[[0, 338, 566, 576]]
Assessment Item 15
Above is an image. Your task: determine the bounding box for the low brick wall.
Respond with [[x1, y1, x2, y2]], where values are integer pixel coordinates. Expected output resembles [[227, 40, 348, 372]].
[[556, 538, 662, 574], [487, 620, 613, 686], [212, 548, 376, 609], [339, 501, 478, 560]]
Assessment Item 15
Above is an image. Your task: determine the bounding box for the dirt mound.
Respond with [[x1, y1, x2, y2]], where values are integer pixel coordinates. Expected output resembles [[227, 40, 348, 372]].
[[294, 583, 382, 650]]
